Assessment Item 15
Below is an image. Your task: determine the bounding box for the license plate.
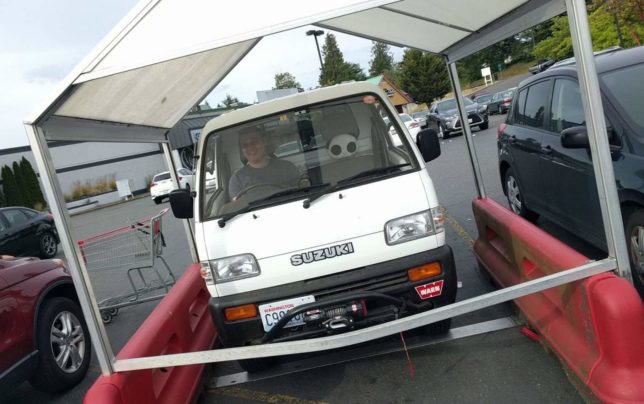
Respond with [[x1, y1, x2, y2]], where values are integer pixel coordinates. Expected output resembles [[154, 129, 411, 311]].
[[259, 295, 315, 332], [468, 118, 473, 123]]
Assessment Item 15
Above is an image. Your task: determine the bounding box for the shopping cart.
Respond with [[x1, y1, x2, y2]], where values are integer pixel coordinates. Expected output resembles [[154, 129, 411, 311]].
[[77, 208, 176, 323]]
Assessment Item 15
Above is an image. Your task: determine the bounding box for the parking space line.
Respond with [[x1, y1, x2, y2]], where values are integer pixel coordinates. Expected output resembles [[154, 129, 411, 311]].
[[442, 207, 475, 248], [207, 386, 329, 404]]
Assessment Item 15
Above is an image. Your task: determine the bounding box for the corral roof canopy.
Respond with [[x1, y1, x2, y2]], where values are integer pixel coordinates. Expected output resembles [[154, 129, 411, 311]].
[[29, 0, 566, 143]]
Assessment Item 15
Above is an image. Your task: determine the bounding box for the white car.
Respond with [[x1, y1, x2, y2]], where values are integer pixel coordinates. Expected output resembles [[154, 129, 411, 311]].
[[398, 113, 421, 138], [150, 169, 194, 204], [411, 111, 428, 129]]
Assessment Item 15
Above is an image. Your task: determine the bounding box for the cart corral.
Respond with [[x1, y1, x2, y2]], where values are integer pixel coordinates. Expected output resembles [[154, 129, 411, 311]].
[[23, 1, 644, 403]]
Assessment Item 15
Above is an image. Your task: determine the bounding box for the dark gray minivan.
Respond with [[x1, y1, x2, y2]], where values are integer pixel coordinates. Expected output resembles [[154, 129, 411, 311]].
[[497, 46, 644, 296]]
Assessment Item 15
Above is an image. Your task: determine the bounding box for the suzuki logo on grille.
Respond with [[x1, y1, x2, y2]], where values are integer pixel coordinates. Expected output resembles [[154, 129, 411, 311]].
[[290, 242, 355, 266]]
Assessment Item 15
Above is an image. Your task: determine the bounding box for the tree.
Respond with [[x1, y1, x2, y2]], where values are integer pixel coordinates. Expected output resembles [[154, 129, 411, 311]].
[[398, 49, 451, 104], [0, 189, 5, 207], [1, 165, 23, 207], [319, 34, 367, 85], [12, 161, 30, 208], [273, 72, 303, 91], [20, 157, 45, 209], [534, 4, 644, 61], [221, 94, 240, 108], [368, 42, 394, 76]]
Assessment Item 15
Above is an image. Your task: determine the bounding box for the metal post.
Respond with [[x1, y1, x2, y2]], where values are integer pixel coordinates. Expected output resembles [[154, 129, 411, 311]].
[[446, 61, 487, 198], [161, 142, 199, 263], [565, 0, 632, 282], [24, 124, 115, 375]]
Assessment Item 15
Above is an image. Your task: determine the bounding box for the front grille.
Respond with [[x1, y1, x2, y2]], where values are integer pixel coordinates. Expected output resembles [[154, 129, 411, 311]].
[[306, 269, 410, 300], [454, 113, 483, 128]]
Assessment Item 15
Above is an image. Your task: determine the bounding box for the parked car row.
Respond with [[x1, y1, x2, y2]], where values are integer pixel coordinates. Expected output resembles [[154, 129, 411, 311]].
[[497, 45, 644, 297]]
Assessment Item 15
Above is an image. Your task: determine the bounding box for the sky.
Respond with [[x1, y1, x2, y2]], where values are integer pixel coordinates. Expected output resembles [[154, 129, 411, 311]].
[[0, 0, 404, 150]]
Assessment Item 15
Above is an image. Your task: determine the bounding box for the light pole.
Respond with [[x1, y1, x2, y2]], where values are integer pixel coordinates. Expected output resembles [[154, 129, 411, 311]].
[[306, 29, 325, 70]]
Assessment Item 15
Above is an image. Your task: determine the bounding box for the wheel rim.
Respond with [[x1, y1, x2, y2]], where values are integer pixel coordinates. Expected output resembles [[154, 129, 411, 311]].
[[42, 234, 56, 256], [50, 310, 86, 373], [506, 175, 522, 214], [629, 225, 644, 278]]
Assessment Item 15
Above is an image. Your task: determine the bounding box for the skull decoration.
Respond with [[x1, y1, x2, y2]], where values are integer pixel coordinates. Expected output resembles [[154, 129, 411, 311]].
[[328, 134, 358, 159]]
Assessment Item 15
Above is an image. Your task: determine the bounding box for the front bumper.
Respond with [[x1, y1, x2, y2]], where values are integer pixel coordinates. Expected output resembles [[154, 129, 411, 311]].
[[447, 112, 488, 131], [210, 245, 457, 347]]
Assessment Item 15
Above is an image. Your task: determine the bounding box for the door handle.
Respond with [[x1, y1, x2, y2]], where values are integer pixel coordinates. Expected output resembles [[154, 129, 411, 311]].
[[541, 145, 553, 155]]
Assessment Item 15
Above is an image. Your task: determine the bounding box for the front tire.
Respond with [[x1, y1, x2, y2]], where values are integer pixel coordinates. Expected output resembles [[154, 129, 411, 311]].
[[479, 121, 489, 130], [29, 297, 91, 393], [625, 209, 644, 298], [439, 123, 449, 139], [153, 197, 162, 205], [38, 232, 58, 259], [504, 168, 538, 222]]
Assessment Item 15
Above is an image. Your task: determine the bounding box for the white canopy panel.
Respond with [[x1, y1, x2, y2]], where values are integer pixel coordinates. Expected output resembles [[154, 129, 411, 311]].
[[32, 0, 566, 141]]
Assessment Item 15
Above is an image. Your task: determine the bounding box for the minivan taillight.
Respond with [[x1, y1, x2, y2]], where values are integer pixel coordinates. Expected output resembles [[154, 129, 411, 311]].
[[150, 181, 157, 188], [497, 123, 507, 139]]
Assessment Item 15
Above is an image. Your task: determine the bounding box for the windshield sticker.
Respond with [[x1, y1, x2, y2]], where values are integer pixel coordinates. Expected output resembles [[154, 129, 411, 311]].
[[415, 280, 444, 300], [290, 242, 354, 266]]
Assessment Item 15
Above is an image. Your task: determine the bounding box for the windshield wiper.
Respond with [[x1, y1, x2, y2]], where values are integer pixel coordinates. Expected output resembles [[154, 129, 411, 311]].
[[218, 183, 331, 227], [302, 163, 411, 208]]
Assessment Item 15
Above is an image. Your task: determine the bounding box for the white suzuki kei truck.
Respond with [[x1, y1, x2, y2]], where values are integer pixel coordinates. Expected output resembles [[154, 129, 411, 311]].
[[170, 82, 457, 371]]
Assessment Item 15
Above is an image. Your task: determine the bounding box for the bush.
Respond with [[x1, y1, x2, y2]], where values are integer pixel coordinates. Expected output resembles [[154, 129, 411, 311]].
[[64, 174, 117, 202]]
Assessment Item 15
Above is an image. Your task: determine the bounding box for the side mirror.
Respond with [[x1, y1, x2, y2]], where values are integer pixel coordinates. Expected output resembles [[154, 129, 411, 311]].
[[561, 126, 589, 148], [416, 128, 441, 162], [169, 188, 194, 219]]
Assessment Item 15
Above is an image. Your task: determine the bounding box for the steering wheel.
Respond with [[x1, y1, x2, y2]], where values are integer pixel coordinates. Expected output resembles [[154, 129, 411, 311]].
[[235, 183, 287, 199]]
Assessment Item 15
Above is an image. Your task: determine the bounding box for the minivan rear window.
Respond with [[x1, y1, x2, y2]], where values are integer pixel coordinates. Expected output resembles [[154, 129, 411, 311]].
[[601, 63, 644, 132]]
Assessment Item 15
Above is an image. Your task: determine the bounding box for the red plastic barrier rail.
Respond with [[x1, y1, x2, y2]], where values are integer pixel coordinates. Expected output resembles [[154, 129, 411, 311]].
[[473, 198, 644, 403], [84, 264, 216, 404]]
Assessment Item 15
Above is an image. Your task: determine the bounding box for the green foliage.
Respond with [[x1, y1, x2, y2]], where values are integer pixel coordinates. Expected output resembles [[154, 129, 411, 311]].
[[368, 42, 394, 76], [0, 189, 4, 207], [319, 34, 366, 85], [12, 161, 29, 207], [534, 4, 644, 61], [221, 94, 240, 108], [273, 72, 303, 91], [398, 49, 451, 104], [20, 158, 45, 209], [1, 165, 23, 207]]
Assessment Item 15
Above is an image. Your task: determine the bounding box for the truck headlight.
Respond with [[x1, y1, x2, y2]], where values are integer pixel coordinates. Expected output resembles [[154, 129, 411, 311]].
[[201, 254, 260, 284], [385, 208, 444, 245]]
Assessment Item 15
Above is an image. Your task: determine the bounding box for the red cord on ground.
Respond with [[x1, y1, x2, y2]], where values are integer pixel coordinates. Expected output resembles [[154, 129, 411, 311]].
[[399, 332, 414, 379], [520, 326, 540, 342]]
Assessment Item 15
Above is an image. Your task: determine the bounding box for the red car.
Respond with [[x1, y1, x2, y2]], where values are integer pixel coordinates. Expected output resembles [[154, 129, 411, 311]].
[[0, 256, 91, 393]]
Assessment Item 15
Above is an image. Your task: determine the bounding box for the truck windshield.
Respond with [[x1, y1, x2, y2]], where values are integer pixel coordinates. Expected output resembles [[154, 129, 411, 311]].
[[200, 94, 418, 221]]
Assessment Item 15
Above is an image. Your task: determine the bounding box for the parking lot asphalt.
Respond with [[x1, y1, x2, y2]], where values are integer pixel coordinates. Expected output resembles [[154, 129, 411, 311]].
[[6, 112, 599, 403]]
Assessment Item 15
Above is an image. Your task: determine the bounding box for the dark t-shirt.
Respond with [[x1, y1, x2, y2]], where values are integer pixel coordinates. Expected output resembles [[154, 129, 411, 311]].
[[229, 158, 300, 199]]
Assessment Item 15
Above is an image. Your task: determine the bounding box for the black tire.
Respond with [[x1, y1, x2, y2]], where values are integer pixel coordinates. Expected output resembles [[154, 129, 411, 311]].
[[624, 209, 644, 298], [504, 167, 539, 222], [29, 297, 91, 393], [238, 357, 274, 373], [153, 197, 162, 205], [38, 231, 58, 259], [479, 121, 489, 130]]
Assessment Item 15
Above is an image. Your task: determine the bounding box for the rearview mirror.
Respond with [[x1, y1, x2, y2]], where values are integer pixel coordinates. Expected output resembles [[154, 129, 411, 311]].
[[561, 126, 589, 149], [169, 188, 194, 219], [416, 129, 441, 162]]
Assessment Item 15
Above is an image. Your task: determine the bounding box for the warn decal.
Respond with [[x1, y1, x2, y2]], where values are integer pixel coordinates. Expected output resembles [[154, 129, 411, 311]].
[[290, 242, 354, 266], [415, 280, 444, 299]]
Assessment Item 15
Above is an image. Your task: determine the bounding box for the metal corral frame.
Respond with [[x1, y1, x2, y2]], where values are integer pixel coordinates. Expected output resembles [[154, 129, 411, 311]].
[[24, 0, 632, 376]]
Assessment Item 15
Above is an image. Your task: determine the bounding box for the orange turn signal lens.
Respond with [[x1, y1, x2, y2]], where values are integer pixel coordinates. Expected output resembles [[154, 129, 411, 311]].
[[224, 304, 258, 321], [408, 262, 442, 282]]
